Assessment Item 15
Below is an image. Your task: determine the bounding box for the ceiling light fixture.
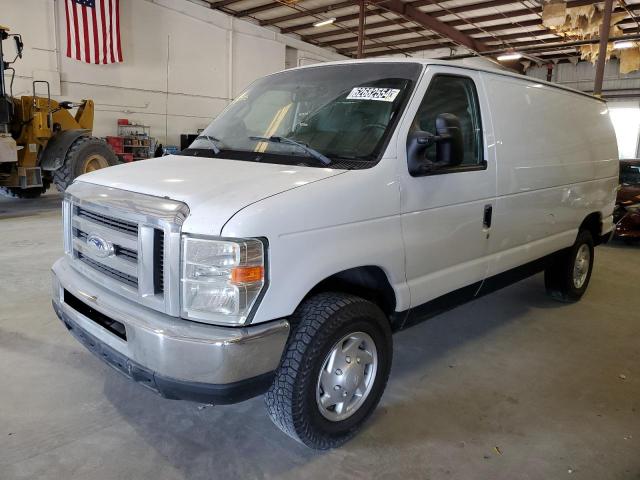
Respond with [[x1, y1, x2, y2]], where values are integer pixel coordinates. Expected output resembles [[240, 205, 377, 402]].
[[614, 40, 636, 49], [313, 17, 336, 27], [496, 52, 523, 61]]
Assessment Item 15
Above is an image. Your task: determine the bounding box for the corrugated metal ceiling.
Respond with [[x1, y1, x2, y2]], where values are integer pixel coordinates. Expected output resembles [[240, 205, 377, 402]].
[[203, 0, 640, 61]]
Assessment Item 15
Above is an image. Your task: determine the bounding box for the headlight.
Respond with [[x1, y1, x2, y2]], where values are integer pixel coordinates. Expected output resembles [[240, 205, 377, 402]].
[[181, 236, 266, 325]]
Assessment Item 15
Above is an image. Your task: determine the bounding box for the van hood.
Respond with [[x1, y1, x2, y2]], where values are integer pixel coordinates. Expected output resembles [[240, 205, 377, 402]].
[[76, 155, 347, 235]]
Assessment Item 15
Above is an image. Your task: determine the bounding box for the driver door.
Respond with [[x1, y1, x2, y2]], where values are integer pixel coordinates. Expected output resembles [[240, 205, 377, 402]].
[[396, 66, 497, 308]]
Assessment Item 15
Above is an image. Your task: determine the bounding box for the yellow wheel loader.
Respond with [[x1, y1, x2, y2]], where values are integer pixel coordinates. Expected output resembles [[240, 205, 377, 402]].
[[0, 26, 117, 199]]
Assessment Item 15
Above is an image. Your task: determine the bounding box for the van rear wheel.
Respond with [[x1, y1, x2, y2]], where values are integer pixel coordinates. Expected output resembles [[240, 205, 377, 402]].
[[264, 292, 392, 449], [545, 229, 594, 302]]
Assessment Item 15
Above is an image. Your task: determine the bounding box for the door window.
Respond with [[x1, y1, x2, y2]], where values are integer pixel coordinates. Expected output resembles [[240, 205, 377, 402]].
[[410, 74, 483, 168]]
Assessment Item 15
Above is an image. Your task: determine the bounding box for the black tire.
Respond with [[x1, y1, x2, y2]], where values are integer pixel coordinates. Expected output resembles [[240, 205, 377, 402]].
[[53, 136, 119, 192], [265, 292, 392, 449], [0, 180, 49, 199], [545, 229, 595, 302]]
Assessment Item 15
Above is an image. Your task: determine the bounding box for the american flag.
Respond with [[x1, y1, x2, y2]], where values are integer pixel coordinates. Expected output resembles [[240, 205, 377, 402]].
[[65, 0, 123, 64]]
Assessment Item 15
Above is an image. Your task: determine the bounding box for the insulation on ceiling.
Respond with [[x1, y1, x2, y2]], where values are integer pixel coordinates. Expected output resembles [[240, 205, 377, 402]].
[[542, 0, 567, 27], [543, 2, 627, 37], [542, 1, 640, 73], [619, 45, 640, 74]]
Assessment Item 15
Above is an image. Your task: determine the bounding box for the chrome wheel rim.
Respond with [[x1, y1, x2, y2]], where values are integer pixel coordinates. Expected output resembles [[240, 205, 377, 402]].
[[83, 154, 109, 173], [573, 244, 590, 289], [316, 331, 378, 422]]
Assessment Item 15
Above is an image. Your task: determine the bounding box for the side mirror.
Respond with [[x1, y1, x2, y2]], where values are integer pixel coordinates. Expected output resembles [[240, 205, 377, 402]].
[[14, 36, 23, 59], [407, 113, 464, 176]]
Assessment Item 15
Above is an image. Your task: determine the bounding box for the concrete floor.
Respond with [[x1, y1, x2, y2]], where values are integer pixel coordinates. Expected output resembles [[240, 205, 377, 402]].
[[1, 189, 639, 480]]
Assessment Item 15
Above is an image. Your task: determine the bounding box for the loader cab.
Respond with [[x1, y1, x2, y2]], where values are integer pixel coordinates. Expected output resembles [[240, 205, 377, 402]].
[[0, 26, 14, 129]]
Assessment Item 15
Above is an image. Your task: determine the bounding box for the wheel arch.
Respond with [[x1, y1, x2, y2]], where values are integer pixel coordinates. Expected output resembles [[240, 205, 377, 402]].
[[303, 265, 397, 319], [39, 129, 91, 171], [580, 211, 605, 245]]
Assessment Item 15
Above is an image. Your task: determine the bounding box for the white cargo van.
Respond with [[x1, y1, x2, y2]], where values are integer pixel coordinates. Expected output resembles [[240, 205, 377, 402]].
[[51, 59, 619, 449]]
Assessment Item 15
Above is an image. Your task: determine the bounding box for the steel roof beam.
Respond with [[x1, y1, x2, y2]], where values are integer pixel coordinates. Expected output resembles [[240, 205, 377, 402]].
[[261, 0, 517, 28], [310, 3, 639, 50], [317, 18, 543, 48], [287, 3, 544, 36], [364, 27, 640, 57], [338, 28, 557, 53], [258, 0, 364, 25], [208, 0, 245, 9], [301, 0, 638, 41], [375, 0, 488, 52]]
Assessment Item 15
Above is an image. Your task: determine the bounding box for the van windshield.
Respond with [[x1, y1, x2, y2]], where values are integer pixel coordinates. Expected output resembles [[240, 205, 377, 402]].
[[182, 63, 422, 169]]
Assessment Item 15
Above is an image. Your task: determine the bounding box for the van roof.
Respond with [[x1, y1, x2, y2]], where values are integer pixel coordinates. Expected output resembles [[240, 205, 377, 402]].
[[291, 58, 604, 103]]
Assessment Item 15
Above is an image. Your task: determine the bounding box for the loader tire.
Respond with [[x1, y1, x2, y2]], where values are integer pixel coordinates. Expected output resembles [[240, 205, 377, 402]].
[[53, 136, 118, 192]]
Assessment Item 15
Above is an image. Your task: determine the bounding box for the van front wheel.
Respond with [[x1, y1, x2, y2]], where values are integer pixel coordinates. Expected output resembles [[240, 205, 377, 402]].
[[545, 229, 595, 302], [264, 292, 392, 449]]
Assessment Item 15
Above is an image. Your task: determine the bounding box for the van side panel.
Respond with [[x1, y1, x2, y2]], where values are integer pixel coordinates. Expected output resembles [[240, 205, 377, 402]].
[[220, 158, 411, 324], [480, 72, 619, 277]]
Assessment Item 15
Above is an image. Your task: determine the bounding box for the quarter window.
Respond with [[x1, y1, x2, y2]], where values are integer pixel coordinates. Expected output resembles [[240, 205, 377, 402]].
[[620, 163, 640, 185], [410, 75, 483, 167]]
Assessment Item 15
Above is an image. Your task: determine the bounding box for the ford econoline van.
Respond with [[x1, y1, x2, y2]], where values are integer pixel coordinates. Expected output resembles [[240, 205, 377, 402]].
[[51, 59, 619, 449]]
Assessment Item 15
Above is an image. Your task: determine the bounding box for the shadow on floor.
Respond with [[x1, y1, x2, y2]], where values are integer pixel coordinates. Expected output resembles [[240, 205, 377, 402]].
[[605, 237, 640, 250], [0, 188, 62, 219], [98, 275, 563, 478]]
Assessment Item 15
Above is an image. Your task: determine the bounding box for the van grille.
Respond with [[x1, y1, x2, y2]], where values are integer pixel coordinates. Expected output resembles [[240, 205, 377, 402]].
[[70, 204, 164, 299], [76, 207, 138, 236], [75, 229, 138, 262], [77, 252, 139, 288], [63, 183, 187, 316], [154, 229, 164, 294], [116, 246, 138, 262]]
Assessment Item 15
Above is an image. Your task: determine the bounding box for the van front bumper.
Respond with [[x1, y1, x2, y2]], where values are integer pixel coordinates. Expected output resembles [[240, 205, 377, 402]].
[[51, 257, 289, 404]]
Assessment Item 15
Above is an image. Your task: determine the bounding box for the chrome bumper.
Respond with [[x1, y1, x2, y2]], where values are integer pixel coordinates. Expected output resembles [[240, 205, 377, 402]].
[[52, 257, 289, 401]]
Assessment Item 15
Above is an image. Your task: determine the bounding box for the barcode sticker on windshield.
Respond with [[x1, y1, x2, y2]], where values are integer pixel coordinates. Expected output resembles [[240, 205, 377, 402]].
[[346, 87, 401, 102]]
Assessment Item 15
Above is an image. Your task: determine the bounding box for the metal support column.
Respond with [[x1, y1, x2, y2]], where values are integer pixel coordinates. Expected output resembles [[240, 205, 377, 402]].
[[357, 0, 365, 59], [594, 0, 614, 97]]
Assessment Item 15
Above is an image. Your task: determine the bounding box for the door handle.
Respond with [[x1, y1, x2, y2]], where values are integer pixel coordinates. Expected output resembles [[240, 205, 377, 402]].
[[483, 204, 493, 229]]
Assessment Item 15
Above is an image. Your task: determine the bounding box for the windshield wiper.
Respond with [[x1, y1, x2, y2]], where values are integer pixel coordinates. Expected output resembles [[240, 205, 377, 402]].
[[249, 136, 331, 166], [194, 135, 222, 155]]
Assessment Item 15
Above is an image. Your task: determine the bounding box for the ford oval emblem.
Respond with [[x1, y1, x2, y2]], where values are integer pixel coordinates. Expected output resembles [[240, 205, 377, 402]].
[[86, 234, 114, 258]]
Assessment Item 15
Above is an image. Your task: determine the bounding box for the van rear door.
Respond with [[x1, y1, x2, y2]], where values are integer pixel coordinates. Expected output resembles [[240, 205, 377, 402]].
[[396, 65, 497, 308]]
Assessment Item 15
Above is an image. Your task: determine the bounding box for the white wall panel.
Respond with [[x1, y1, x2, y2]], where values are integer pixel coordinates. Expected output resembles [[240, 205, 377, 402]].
[[58, 82, 167, 116], [2, 0, 57, 85], [166, 94, 227, 120], [232, 32, 285, 96], [167, 9, 229, 98]]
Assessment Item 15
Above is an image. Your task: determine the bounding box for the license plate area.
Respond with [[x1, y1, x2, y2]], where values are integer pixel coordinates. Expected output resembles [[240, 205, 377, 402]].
[[63, 289, 127, 341]]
